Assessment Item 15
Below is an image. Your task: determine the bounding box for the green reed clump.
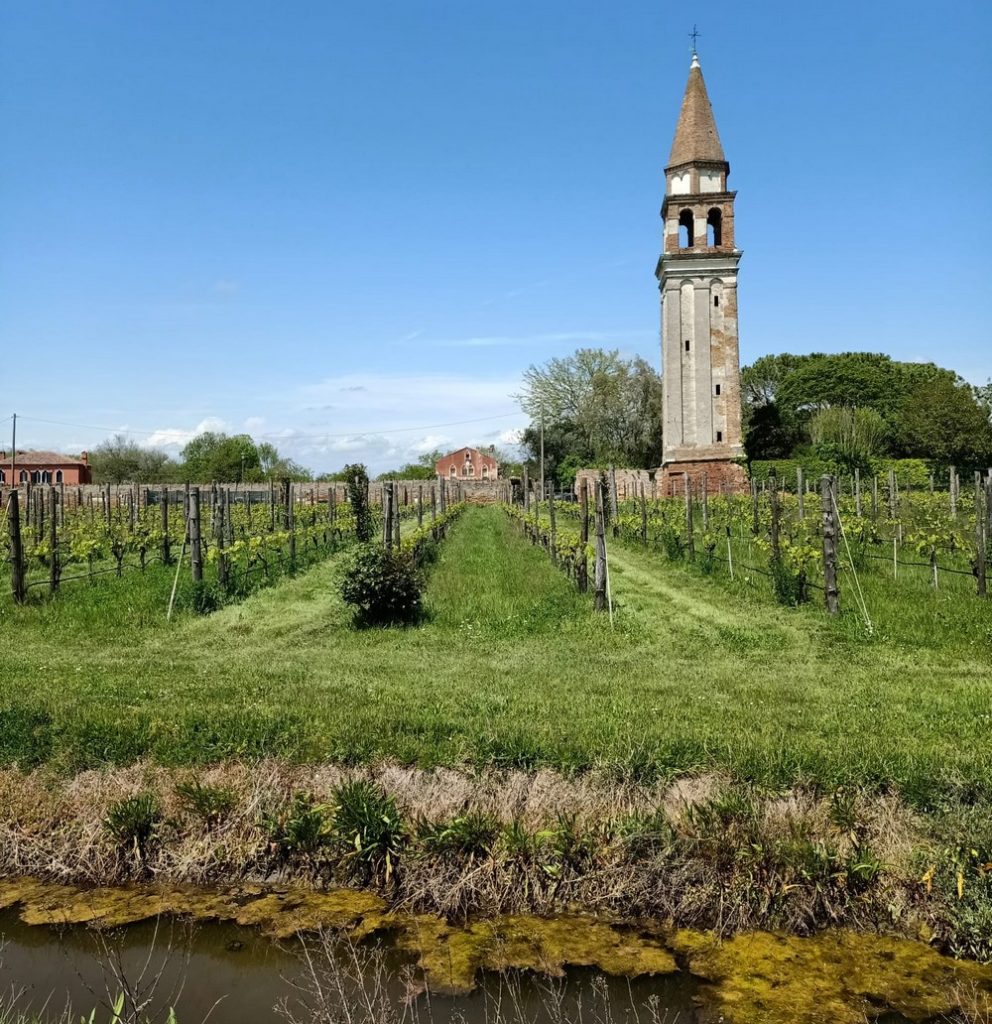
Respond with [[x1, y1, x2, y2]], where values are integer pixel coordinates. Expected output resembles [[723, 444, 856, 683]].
[[104, 793, 161, 859]]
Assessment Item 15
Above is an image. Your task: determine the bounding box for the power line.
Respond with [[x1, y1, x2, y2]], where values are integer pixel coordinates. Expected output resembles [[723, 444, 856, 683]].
[[12, 410, 526, 444]]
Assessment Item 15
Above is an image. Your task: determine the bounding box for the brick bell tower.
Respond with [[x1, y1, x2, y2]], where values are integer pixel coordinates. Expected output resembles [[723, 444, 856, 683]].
[[657, 49, 747, 494]]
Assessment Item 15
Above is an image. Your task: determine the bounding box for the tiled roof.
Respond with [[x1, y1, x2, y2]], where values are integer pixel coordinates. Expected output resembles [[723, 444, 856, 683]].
[[667, 59, 726, 168], [0, 450, 86, 466]]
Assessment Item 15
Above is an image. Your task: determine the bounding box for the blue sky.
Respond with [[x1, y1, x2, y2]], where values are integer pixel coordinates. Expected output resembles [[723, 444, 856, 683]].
[[2, 0, 989, 474]]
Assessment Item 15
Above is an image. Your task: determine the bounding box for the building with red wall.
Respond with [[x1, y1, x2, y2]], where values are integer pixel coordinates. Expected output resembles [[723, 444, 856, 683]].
[[434, 446, 499, 482], [0, 450, 92, 485]]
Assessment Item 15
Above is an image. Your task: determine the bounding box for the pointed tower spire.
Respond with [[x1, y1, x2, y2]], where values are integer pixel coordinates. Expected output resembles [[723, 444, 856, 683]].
[[667, 55, 726, 168]]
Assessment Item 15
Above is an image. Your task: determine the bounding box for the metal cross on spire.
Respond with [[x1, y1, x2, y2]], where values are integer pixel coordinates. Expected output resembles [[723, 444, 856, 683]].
[[689, 24, 700, 55]]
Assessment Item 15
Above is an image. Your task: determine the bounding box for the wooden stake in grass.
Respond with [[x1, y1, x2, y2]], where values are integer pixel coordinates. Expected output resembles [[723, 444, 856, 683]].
[[685, 474, 695, 559], [161, 488, 171, 565], [976, 473, 987, 598], [639, 483, 648, 546], [797, 466, 805, 521], [820, 475, 840, 615], [7, 491, 25, 604], [594, 483, 607, 612], [48, 486, 58, 595], [579, 479, 589, 593], [189, 487, 203, 583], [548, 486, 557, 565]]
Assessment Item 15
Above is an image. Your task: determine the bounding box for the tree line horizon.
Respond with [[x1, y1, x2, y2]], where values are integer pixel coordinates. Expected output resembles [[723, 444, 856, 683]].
[[72, 348, 992, 487]]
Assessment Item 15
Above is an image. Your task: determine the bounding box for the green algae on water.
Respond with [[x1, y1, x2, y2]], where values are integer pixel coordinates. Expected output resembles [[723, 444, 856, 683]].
[[0, 878, 990, 1023]]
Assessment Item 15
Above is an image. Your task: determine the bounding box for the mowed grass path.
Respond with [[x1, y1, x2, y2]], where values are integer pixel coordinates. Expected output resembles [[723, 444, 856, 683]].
[[2, 505, 991, 801]]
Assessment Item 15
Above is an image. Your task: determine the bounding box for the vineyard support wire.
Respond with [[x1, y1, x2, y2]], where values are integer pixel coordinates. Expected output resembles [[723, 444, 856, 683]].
[[166, 528, 189, 622], [603, 524, 614, 629], [831, 489, 874, 636]]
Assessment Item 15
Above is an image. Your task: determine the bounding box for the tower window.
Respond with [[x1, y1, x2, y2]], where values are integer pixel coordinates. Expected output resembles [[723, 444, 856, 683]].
[[716, 431, 723, 442], [706, 208, 723, 247], [715, 384, 721, 396], [684, 339, 690, 352], [713, 295, 720, 308], [678, 209, 694, 248]]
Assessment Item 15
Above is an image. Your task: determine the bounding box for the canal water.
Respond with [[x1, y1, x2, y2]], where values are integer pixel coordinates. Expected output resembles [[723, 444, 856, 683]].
[[0, 909, 708, 1023]]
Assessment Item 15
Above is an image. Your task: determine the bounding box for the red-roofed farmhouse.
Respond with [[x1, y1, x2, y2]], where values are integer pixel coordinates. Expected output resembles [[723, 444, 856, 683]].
[[0, 450, 93, 485]]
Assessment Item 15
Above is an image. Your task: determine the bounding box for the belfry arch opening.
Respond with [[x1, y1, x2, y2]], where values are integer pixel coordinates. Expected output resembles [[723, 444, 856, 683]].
[[678, 210, 694, 248], [706, 208, 722, 247]]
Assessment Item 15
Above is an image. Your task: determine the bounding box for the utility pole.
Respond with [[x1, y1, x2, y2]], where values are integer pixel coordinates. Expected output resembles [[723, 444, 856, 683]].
[[539, 407, 545, 503]]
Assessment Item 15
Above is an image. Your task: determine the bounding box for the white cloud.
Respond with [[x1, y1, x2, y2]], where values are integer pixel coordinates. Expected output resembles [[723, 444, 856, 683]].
[[143, 416, 229, 450]]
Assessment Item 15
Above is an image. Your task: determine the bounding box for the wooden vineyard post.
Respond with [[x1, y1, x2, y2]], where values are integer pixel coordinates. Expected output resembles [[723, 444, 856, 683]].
[[797, 467, 805, 520], [189, 487, 203, 583], [287, 482, 296, 569], [871, 476, 879, 520], [7, 490, 26, 604], [431, 484, 437, 523], [578, 479, 589, 593], [417, 485, 424, 529], [820, 475, 840, 615], [751, 478, 760, 536], [217, 489, 229, 591], [593, 482, 607, 612], [950, 466, 958, 519], [548, 486, 557, 565], [977, 473, 987, 598], [639, 483, 648, 546], [161, 488, 171, 565], [393, 483, 401, 549], [769, 476, 781, 565], [269, 480, 276, 531], [608, 467, 618, 535], [684, 475, 695, 559], [522, 468, 530, 512], [854, 468, 862, 518], [887, 470, 897, 520], [48, 486, 59, 595], [383, 482, 393, 549], [701, 475, 709, 531]]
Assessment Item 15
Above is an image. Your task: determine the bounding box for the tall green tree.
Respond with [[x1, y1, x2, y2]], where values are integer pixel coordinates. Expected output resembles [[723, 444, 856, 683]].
[[89, 435, 179, 483], [895, 377, 992, 469], [518, 349, 663, 473]]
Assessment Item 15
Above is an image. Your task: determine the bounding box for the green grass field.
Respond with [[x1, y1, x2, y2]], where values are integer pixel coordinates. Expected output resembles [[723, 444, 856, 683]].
[[2, 505, 991, 804]]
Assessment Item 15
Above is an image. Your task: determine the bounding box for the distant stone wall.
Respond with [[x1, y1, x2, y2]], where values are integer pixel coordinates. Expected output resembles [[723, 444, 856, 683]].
[[2, 478, 510, 508], [572, 469, 656, 501]]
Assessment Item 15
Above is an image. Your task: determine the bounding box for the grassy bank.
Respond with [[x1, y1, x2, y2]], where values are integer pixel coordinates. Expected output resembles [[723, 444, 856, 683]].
[[0, 505, 990, 803]]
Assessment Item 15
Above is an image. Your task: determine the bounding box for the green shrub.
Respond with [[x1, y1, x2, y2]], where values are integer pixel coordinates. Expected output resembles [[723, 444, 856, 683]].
[[658, 525, 686, 561], [331, 779, 406, 880], [176, 779, 236, 827], [265, 791, 332, 857], [421, 811, 499, 860], [104, 793, 161, 856], [340, 544, 424, 626], [770, 554, 809, 606]]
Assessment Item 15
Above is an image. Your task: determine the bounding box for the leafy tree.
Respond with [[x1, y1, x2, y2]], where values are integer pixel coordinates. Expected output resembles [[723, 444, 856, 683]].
[[89, 435, 179, 483], [181, 432, 260, 482], [743, 403, 805, 462], [376, 450, 445, 481], [895, 377, 992, 469], [808, 406, 887, 474], [518, 349, 663, 472], [520, 418, 594, 488]]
